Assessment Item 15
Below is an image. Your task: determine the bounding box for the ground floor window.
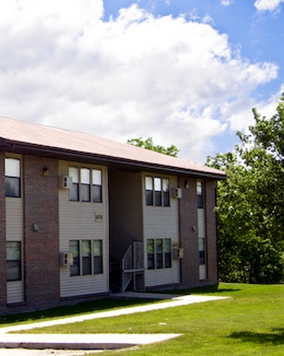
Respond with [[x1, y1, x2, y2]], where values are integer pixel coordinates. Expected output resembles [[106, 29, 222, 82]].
[[147, 238, 172, 270], [199, 237, 206, 265], [69, 239, 103, 277], [6, 241, 22, 281]]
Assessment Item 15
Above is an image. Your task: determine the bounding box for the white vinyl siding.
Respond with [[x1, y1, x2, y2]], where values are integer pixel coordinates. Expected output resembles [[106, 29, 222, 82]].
[[198, 209, 207, 280], [58, 161, 109, 298], [6, 157, 24, 303], [197, 180, 207, 280], [143, 174, 180, 287], [198, 209, 206, 239]]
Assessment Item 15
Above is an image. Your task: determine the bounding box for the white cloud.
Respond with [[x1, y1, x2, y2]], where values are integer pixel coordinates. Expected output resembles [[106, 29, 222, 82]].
[[0, 1, 279, 163], [254, 0, 284, 11], [221, 0, 233, 6], [223, 87, 282, 135], [202, 15, 214, 25]]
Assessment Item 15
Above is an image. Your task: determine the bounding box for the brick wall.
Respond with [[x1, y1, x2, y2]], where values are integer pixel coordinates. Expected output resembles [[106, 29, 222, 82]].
[[0, 153, 7, 312], [205, 179, 218, 284], [179, 177, 199, 288], [23, 155, 60, 309], [179, 177, 219, 288]]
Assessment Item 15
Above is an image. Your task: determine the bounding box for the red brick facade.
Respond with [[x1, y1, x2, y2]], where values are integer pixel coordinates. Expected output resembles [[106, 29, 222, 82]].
[[179, 176, 200, 287], [179, 177, 218, 288], [0, 154, 60, 314], [23, 156, 60, 310], [205, 179, 218, 284], [0, 152, 219, 314]]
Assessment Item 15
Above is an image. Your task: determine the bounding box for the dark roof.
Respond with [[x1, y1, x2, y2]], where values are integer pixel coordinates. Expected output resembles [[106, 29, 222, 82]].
[[0, 116, 225, 179]]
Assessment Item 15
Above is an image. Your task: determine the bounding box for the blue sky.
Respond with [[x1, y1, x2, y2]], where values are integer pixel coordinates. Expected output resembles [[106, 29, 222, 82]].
[[103, 0, 284, 97], [0, 0, 283, 163]]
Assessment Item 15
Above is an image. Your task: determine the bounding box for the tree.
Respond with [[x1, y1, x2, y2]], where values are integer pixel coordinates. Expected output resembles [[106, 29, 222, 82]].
[[127, 137, 179, 157], [207, 93, 284, 283]]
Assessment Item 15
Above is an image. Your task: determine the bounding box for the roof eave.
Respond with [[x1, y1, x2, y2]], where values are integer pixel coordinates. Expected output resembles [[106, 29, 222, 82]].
[[0, 139, 226, 180]]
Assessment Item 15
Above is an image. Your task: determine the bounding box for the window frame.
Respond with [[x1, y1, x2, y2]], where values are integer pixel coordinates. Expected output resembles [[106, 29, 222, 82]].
[[82, 240, 92, 275], [147, 238, 172, 270], [145, 176, 170, 207], [70, 240, 80, 276], [68, 166, 103, 203], [197, 181, 204, 209], [93, 240, 103, 274], [92, 169, 103, 203], [6, 241, 22, 282], [5, 158, 21, 198], [147, 239, 155, 269], [164, 238, 172, 268], [145, 176, 154, 206], [80, 168, 91, 202], [199, 237, 206, 265], [70, 239, 103, 277]]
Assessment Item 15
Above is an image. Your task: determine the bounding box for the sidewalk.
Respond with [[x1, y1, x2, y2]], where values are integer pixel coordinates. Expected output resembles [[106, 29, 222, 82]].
[[0, 293, 229, 355]]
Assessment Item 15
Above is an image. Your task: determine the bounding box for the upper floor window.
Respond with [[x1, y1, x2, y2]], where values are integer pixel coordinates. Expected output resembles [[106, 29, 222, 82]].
[[69, 167, 102, 203], [5, 158, 21, 197], [92, 169, 102, 203], [69, 167, 79, 201], [197, 181, 204, 209], [81, 169, 91, 202], [145, 176, 170, 207]]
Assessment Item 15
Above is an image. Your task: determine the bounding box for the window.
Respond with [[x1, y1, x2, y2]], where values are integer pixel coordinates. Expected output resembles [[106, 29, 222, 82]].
[[92, 169, 102, 203], [5, 158, 21, 197], [81, 169, 90, 202], [147, 239, 155, 269], [197, 181, 204, 209], [154, 178, 162, 206], [145, 177, 153, 206], [69, 167, 102, 203], [70, 240, 103, 276], [145, 177, 170, 207], [156, 239, 163, 268], [70, 240, 80, 276], [163, 179, 170, 207], [69, 167, 79, 201], [6, 242, 21, 281], [199, 238, 206, 265], [82, 240, 91, 275], [93, 240, 103, 274], [164, 239, 172, 268], [147, 239, 172, 270]]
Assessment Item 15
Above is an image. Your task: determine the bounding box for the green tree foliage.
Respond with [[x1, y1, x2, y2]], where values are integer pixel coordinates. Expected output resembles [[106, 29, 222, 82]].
[[127, 137, 179, 157], [207, 94, 284, 283]]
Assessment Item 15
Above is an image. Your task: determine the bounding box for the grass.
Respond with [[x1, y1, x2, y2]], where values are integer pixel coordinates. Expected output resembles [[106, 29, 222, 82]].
[[0, 298, 156, 327], [1, 283, 284, 355]]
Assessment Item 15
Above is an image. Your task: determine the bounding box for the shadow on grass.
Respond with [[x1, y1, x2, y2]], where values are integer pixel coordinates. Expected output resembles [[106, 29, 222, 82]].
[[155, 284, 241, 296], [0, 298, 155, 326], [212, 288, 241, 293], [188, 285, 241, 295], [229, 328, 284, 345]]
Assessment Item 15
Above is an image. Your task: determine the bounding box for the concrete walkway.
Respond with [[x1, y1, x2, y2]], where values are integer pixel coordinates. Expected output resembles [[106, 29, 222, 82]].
[[0, 293, 229, 355]]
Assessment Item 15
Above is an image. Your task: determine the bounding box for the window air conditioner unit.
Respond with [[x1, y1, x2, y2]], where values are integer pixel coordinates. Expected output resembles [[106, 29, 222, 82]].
[[171, 187, 182, 199], [59, 176, 73, 189], [173, 247, 184, 259], [60, 252, 74, 266]]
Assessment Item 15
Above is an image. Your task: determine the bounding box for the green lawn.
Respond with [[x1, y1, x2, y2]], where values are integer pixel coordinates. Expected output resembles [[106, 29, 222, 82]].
[[3, 283, 284, 355]]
